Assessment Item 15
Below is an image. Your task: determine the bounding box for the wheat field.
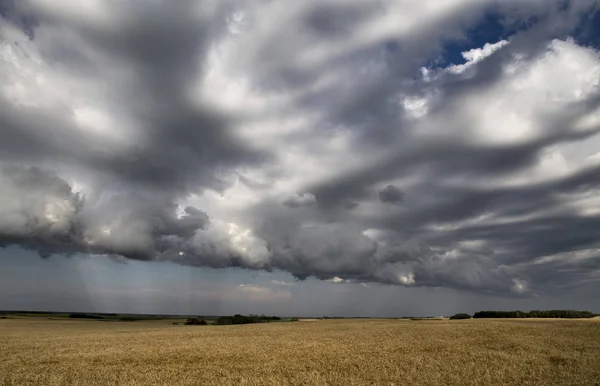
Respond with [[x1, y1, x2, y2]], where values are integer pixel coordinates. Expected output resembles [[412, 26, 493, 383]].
[[1, 317, 600, 385]]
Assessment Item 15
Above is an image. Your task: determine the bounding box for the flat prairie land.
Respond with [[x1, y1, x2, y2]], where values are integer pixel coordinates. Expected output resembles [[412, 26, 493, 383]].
[[1, 317, 600, 386]]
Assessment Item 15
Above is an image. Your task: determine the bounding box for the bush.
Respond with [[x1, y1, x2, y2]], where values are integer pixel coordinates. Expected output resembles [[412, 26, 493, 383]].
[[215, 316, 233, 325], [184, 318, 208, 325], [449, 313, 472, 320]]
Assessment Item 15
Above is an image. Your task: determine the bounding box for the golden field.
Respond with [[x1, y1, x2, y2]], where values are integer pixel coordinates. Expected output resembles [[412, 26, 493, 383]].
[[1, 317, 600, 385]]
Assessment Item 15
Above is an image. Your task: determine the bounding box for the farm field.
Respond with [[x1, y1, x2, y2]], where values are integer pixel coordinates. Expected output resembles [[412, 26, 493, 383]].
[[1, 316, 600, 385]]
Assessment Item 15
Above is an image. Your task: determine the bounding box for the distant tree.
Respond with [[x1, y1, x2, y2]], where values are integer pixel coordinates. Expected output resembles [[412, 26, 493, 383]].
[[216, 316, 233, 325], [449, 313, 471, 320], [184, 318, 207, 325]]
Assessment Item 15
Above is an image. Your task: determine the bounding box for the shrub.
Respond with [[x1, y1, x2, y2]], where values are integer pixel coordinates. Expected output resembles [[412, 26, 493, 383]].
[[216, 316, 233, 325], [184, 318, 207, 325], [449, 313, 472, 320]]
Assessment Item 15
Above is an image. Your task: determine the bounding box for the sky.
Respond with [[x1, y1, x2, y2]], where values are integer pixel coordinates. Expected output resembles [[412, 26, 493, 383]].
[[1, 0, 600, 317]]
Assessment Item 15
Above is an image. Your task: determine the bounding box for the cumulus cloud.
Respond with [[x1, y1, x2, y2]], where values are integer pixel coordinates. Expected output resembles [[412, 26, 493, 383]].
[[0, 166, 212, 260], [1, 0, 600, 297]]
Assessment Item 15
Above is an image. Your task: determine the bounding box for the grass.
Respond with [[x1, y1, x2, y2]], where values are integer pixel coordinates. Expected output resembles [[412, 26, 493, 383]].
[[1, 317, 600, 385]]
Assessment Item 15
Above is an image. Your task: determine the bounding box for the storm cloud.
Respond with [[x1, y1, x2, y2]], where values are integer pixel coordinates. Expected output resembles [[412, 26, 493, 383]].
[[1, 0, 600, 297], [379, 185, 405, 204]]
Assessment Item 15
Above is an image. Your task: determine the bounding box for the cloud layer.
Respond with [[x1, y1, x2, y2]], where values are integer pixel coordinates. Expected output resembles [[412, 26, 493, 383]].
[[1, 0, 600, 297]]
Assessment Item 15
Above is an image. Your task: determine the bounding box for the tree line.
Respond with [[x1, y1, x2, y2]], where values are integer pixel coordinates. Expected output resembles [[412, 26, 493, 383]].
[[215, 314, 282, 325], [472, 310, 596, 319], [183, 314, 286, 326], [68, 313, 103, 319]]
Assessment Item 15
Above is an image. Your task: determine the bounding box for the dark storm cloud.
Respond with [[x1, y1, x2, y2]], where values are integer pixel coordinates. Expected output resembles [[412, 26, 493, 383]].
[[0, 0, 37, 38], [311, 68, 600, 212], [0, 166, 211, 260], [364, 162, 600, 293], [379, 185, 405, 204], [281, 193, 317, 208], [302, 2, 377, 38], [271, 223, 379, 279], [1, 0, 600, 297], [0, 166, 84, 257], [3, 0, 268, 194]]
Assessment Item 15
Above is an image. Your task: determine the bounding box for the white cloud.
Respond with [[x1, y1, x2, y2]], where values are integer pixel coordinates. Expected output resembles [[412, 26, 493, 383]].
[[271, 280, 296, 286], [189, 219, 271, 268], [398, 272, 416, 286], [511, 279, 528, 294], [449, 40, 510, 74]]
